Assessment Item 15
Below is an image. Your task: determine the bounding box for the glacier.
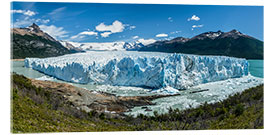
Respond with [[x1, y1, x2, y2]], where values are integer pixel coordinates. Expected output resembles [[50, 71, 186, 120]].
[[24, 51, 249, 90]]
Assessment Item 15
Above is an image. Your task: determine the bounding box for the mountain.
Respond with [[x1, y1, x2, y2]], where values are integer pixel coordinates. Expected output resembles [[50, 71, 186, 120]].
[[11, 23, 79, 59], [139, 30, 263, 59], [59, 40, 84, 53], [62, 39, 155, 51]]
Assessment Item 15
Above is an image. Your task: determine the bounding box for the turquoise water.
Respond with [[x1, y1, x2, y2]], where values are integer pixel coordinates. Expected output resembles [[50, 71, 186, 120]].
[[248, 60, 263, 78]]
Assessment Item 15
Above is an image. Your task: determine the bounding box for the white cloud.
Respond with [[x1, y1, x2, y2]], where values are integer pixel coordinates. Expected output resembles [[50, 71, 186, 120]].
[[70, 35, 79, 39], [170, 30, 181, 34], [24, 10, 36, 16], [100, 32, 112, 38], [35, 19, 50, 24], [12, 16, 50, 28], [79, 31, 98, 36], [70, 30, 98, 40], [11, 9, 36, 16], [188, 15, 200, 21], [129, 25, 136, 30], [48, 7, 66, 15], [39, 25, 68, 39], [168, 17, 173, 22], [137, 38, 156, 45], [123, 24, 136, 30], [13, 18, 32, 28], [156, 33, 168, 38], [132, 36, 139, 39], [191, 24, 204, 30], [96, 20, 125, 33]]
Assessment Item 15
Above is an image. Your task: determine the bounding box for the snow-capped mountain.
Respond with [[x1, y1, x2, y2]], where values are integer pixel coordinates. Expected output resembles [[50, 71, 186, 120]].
[[59, 40, 84, 53], [139, 30, 263, 59], [60, 39, 156, 51], [190, 30, 224, 40]]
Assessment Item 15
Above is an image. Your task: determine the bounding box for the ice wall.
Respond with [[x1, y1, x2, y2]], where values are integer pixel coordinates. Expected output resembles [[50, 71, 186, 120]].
[[25, 51, 249, 89]]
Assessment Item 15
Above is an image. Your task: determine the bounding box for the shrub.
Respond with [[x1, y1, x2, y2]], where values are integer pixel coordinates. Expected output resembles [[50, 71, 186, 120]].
[[234, 104, 244, 116], [99, 113, 105, 120]]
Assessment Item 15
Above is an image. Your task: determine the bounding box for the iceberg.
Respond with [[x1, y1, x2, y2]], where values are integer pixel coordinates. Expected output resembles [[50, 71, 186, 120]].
[[25, 51, 249, 89]]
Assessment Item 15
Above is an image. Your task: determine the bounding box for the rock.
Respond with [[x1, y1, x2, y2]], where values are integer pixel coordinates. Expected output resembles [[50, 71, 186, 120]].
[[29, 78, 181, 115], [145, 108, 152, 111]]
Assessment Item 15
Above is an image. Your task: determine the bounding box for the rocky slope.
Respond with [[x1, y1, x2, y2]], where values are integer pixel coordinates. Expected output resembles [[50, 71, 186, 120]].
[[11, 23, 80, 59], [12, 73, 179, 116], [139, 30, 263, 59]]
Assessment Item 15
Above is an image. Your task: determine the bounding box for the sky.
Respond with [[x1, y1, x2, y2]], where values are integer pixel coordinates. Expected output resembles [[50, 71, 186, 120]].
[[11, 2, 264, 43]]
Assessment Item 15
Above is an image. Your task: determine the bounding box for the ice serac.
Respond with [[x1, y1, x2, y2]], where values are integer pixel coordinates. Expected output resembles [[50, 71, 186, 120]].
[[24, 51, 249, 89]]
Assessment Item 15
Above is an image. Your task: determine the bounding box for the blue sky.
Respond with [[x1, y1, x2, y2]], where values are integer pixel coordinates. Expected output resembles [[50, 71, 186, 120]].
[[11, 2, 263, 42]]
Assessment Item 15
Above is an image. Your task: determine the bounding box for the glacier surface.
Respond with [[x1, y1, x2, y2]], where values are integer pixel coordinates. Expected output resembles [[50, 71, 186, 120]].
[[25, 51, 249, 89]]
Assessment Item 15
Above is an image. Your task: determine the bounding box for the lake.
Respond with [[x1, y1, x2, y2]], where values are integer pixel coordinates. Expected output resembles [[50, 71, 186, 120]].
[[248, 60, 264, 78]]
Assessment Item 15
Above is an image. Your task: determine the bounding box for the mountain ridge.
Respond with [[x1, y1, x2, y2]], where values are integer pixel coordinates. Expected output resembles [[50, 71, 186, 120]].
[[12, 24, 263, 59], [11, 23, 81, 59], [139, 30, 263, 59]]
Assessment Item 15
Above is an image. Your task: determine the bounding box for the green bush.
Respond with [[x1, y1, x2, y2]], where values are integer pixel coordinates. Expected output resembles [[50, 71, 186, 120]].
[[234, 104, 244, 116]]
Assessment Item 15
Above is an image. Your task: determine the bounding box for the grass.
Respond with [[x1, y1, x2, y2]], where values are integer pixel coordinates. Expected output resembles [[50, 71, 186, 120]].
[[11, 73, 263, 133]]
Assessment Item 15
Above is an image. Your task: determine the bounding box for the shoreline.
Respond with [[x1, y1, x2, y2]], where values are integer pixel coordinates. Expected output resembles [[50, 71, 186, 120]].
[[18, 74, 181, 115], [11, 59, 25, 61]]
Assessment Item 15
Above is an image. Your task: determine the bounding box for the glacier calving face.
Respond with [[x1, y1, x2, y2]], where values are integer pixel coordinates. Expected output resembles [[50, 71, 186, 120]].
[[24, 51, 249, 89]]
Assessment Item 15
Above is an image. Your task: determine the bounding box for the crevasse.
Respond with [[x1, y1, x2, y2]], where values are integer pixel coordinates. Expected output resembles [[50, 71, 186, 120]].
[[24, 51, 249, 89]]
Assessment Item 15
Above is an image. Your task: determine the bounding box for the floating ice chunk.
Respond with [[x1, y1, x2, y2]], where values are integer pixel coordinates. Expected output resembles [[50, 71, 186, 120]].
[[151, 86, 180, 95], [35, 76, 53, 81]]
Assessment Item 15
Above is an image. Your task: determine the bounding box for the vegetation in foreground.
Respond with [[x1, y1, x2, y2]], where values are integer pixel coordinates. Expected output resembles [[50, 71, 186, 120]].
[[11, 73, 263, 133]]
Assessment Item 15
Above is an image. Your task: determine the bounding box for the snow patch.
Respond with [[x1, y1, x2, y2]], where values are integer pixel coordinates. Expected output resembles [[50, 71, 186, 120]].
[[35, 76, 54, 81]]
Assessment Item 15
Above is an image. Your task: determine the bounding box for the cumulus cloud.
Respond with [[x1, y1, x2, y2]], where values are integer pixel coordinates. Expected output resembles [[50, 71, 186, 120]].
[[156, 33, 168, 38], [191, 24, 203, 30], [39, 25, 68, 39], [132, 36, 139, 39], [188, 15, 200, 21], [100, 32, 112, 38], [11, 9, 36, 16], [96, 20, 124, 33]]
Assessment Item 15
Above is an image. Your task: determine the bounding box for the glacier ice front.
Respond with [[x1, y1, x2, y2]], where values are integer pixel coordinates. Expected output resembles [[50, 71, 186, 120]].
[[24, 51, 249, 89]]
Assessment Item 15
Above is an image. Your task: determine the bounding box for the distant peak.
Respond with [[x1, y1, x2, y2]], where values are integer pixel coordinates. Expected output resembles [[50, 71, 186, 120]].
[[29, 23, 40, 29], [191, 30, 224, 40], [229, 29, 242, 34], [170, 37, 189, 42], [27, 23, 42, 33]]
